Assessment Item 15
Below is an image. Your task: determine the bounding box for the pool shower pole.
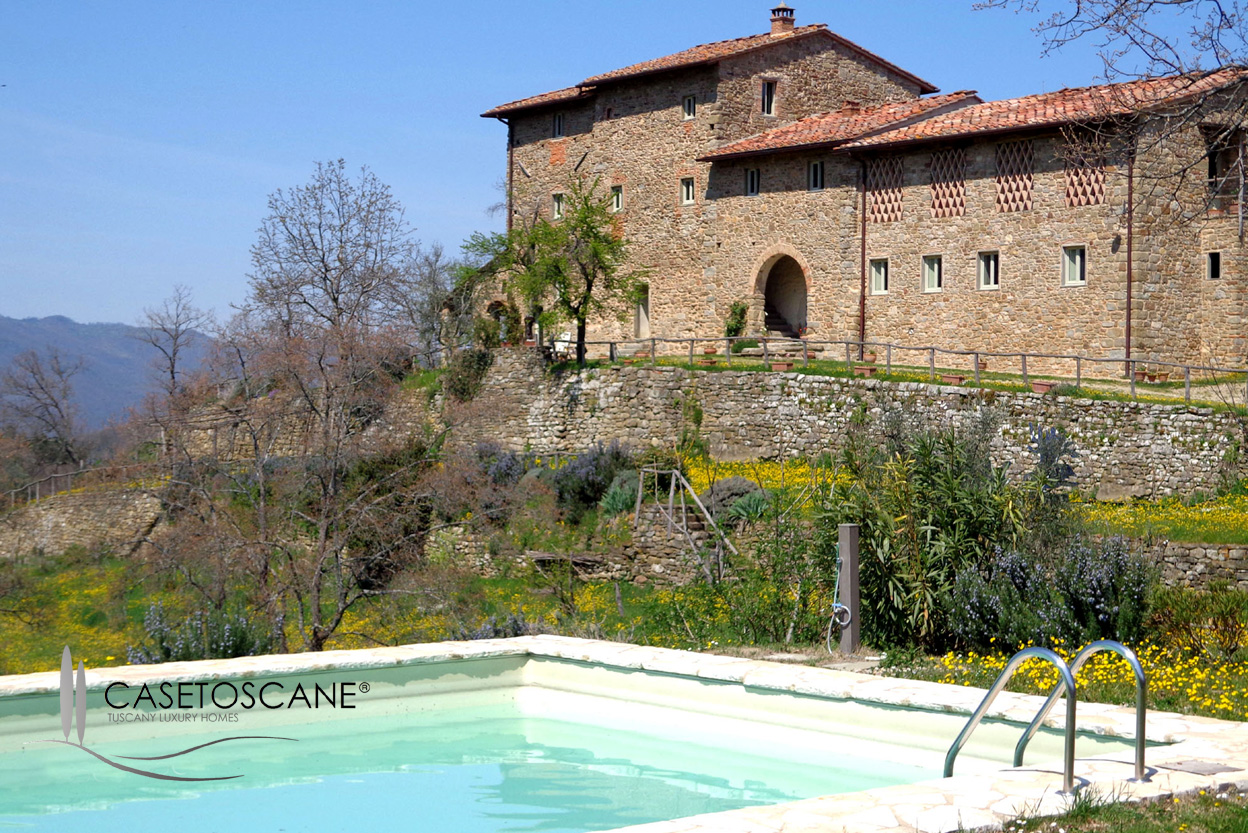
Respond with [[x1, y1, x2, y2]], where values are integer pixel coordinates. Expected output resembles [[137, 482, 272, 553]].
[[838, 524, 860, 654]]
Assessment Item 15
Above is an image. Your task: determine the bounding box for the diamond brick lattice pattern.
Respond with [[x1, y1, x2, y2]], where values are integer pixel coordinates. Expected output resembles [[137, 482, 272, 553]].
[[868, 156, 904, 223], [996, 140, 1034, 213], [930, 148, 966, 218], [1065, 143, 1107, 207]]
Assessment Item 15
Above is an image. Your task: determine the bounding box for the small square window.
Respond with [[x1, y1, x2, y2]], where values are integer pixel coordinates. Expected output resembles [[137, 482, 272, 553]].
[[808, 161, 825, 191], [552, 113, 565, 139], [1062, 245, 1087, 286], [870, 258, 889, 295], [680, 177, 696, 205], [978, 251, 1000, 290], [745, 168, 761, 197], [552, 193, 564, 219], [922, 255, 943, 292], [611, 186, 623, 213], [683, 95, 697, 120], [1208, 251, 1223, 279], [761, 80, 777, 116]]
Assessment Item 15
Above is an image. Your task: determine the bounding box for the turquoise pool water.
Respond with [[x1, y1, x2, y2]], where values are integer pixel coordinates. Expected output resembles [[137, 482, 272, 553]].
[[0, 705, 933, 832]]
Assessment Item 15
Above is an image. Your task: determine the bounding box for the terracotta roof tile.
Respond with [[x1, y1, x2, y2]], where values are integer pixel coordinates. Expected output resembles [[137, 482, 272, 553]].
[[483, 23, 938, 118], [482, 85, 595, 118], [840, 69, 1248, 150], [699, 91, 982, 161]]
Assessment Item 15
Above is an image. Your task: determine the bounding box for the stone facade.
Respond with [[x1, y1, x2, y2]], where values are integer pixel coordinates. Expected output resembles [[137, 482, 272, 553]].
[[462, 348, 1247, 501], [485, 8, 1248, 377]]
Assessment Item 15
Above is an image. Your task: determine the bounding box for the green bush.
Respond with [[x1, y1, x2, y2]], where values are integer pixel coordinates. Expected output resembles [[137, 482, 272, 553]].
[[473, 317, 501, 349], [1148, 582, 1248, 662], [820, 415, 1030, 650], [443, 349, 494, 402], [945, 537, 1156, 652], [724, 301, 749, 338], [599, 482, 637, 517], [725, 490, 772, 525], [730, 338, 759, 354], [553, 441, 634, 521], [127, 602, 276, 664]]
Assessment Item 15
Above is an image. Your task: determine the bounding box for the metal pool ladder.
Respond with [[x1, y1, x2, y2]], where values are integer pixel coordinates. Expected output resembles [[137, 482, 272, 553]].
[[943, 641, 1148, 794]]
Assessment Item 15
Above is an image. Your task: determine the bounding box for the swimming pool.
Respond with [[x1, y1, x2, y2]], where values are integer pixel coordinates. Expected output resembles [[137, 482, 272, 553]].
[[1, 637, 1244, 833]]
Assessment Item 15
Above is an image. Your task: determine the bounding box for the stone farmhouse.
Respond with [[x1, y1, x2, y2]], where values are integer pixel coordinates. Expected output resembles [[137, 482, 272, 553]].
[[482, 5, 1248, 372]]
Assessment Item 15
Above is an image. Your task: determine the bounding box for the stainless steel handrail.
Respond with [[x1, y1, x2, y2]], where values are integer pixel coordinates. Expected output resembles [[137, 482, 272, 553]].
[[1013, 640, 1148, 782], [944, 646, 1077, 794]]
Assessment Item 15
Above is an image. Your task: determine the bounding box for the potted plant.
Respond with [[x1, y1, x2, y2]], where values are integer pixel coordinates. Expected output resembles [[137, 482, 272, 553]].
[[863, 350, 878, 363], [977, 358, 988, 372]]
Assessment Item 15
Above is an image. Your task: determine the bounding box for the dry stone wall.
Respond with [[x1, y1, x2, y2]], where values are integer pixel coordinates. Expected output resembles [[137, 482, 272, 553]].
[[0, 489, 163, 558], [464, 348, 1246, 500], [1146, 539, 1248, 591]]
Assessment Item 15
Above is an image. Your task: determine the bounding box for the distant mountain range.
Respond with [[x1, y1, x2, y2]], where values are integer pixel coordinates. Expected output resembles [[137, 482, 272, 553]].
[[0, 315, 211, 430]]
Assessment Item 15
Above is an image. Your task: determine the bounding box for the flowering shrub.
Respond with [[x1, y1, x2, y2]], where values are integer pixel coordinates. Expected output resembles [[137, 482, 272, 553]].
[[127, 602, 276, 664]]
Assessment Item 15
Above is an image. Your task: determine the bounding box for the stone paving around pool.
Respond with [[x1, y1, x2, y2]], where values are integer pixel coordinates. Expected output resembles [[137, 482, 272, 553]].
[[2, 635, 1246, 833]]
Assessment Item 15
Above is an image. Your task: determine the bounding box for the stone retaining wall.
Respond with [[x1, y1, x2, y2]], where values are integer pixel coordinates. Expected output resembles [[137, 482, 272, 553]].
[[462, 347, 1246, 500], [1148, 540, 1248, 591], [0, 489, 163, 558]]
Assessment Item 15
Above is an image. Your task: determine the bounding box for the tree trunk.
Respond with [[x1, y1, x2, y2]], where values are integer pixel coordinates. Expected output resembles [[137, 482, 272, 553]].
[[576, 318, 588, 367]]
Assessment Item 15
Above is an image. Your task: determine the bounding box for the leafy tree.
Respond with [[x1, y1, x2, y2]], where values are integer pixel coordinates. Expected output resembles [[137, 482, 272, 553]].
[[468, 176, 647, 366]]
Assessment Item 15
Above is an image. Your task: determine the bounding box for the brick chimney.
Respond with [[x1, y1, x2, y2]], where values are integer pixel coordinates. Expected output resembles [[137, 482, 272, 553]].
[[770, 3, 795, 35]]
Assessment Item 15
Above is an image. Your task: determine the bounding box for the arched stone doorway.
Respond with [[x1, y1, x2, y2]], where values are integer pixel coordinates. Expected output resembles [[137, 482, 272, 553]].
[[759, 255, 807, 338]]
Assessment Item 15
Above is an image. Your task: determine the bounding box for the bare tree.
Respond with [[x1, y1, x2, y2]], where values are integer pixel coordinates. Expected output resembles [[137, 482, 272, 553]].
[[152, 160, 444, 653], [0, 348, 86, 465], [138, 284, 212, 399], [977, 0, 1248, 77]]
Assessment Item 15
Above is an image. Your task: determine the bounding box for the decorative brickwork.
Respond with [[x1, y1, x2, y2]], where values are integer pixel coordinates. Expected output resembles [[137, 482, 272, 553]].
[[930, 148, 966, 218], [1064, 138, 1107, 207], [867, 156, 904, 222], [995, 140, 1034, 213]]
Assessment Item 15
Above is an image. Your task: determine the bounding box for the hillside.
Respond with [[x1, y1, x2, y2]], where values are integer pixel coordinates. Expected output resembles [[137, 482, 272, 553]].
[[0, 315, 210, 430]]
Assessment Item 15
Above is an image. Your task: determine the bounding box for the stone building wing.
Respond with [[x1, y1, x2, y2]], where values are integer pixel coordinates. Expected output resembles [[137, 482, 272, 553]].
[[840, 68, 1248, 150], [698, 91, 983, 161]]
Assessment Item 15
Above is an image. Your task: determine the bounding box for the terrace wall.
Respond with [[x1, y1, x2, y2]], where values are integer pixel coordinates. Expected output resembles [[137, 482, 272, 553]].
[[467, 348, 1248, 501]]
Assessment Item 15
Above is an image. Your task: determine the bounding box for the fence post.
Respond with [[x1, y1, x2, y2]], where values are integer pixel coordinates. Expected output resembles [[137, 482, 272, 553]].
[[973, 352, 981, 386], [803, 341, 810, 368], [1185, 366, 1192, 404], [763, 339, 770, 365], [1020, 354, 1029, 387], [1075, 357, 1082, 390], [610, 342, 617, 363], [838, 524, 861, 654], [886, 344, 892, 375], [726, 338, 732, 365], [845, 342, 852, 367], [929, 348, 936, 381], [651, 338, 657, 366], [1130, 360, 1137, 398], [688, 339, 694, 368]]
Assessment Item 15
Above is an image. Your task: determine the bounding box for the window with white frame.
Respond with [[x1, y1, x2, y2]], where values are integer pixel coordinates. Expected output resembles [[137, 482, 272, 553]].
[[978, 251, 1000, 289], [922, 255, 943, 292], [1062, 245, 1087, 286], [683, 94, 697, 120], [808, 160, 825, 191], [552, 193, 564, 219], [870, 258, 889, 295], [611, 185, 623, 213], [680, 177, 696, 205], [1209, 251, 1223, 280], [745, 168, 761, 197], [552, 112, 565, 139], [761, 80, 777, 116]]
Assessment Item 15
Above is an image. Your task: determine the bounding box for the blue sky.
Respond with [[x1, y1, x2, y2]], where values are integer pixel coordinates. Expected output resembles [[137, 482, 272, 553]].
[[2, 1, 1126, 325]]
